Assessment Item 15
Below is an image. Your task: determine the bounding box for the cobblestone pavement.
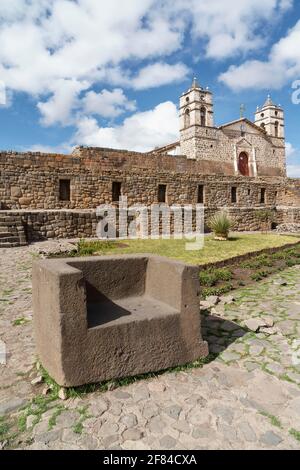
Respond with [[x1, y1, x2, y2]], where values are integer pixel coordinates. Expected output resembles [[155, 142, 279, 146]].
[[1, 244, 300, 450]]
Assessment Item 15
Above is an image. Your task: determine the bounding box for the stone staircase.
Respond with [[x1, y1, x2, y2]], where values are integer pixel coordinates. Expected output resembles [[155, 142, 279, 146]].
[[0, 213, 27, 248]]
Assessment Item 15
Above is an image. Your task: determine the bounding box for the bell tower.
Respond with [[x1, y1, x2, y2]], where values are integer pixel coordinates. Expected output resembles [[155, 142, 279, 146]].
[[179, 77, 216, 160], [254, 95, 285, 139], [179, 77, 214, 131]]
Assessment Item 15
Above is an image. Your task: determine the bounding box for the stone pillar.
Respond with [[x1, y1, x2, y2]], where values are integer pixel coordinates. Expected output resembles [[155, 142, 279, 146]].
[[233, 145, 238, 175]]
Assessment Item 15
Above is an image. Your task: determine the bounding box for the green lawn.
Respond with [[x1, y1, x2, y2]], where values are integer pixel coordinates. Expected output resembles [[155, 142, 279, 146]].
[[77, 234, 300, 265]]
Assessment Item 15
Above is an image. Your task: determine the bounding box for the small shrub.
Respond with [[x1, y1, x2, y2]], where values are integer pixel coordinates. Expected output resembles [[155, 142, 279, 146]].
[[285, 248, 300, 258], [271, 251, 287, 260], [199, 268, 232, 287], [0, 418, 9, 437], [208, 212, 232, 239], [241, 254, 273, 269], [202, 283, 233, 298], [286, 259, 297, 267], [251, 270, 269, 281], [289, 428, 300, 442]]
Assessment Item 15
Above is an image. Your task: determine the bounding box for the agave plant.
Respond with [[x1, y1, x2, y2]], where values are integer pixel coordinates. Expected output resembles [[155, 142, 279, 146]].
[[208, 212, 232, 240]]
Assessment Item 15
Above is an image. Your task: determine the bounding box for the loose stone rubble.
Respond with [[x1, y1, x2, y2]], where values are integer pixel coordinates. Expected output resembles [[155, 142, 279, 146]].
[[1, 242, 300, 450]]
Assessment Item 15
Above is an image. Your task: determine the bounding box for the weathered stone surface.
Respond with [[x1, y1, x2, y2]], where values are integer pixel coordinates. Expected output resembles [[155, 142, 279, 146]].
[[260, 431, 283, 447], [0, 398, 27, 416], [159, 435, 177, 449], [120, 414, 138, 428], [122, 429, 143, 441], [32, 255, 208, 387], [243, 318, 266, 332], [2, 247, 300, 451]]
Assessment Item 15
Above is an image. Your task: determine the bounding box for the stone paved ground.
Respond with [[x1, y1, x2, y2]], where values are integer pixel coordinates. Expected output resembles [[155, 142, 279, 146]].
[[1, 243, 300, 450]]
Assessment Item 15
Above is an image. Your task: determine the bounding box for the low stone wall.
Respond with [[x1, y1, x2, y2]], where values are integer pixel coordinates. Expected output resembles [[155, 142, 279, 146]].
[[2, 210, 99, 242], [2, 206, 299, 243]]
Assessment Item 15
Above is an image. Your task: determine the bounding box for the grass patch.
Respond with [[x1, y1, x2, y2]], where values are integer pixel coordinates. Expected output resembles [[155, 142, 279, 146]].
[[1, 289, 14, 297], [77, 239, 116, 256], [202, 284, 234, 298], [259, 411, 282, 428], [69, 234, 300, 266], [289, 428, 300, 442], [251, 271, 269, 282], [48, 406, 65, 430], [12, 317, 30, 326], [241, 254, 274, 269], [73, 405, 90, 435], [199, 268, 233, 287], [0, 417, 9, 437]]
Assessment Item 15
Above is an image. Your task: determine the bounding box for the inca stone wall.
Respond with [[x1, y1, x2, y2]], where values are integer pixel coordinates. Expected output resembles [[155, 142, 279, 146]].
[[0, 207, 286, 242], [0, 147, 287, 210], [0, 147, 299, 242]]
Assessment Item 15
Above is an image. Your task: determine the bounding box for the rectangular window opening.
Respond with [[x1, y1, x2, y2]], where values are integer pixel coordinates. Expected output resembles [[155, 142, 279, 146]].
[[158, 184, 167, 203], [231, 187, 237, 203], [112, 182, 122, 202], [197, 185, 204, 204], [59, 179, 71, 201], [260, 188, 266, 204]]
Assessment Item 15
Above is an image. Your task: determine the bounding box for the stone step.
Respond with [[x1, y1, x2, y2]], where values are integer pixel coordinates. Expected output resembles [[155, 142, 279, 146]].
[[0, 216, 22, 221], [0, 236, 20, 243], [0, 232, 11, 238], [0, 214, 27, 247], [0, 242, 20, 248], [0, 221, 22, 227]]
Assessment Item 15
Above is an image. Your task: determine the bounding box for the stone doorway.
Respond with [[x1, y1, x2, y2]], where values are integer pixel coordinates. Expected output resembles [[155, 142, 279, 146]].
[[238, 152, 249, 176]]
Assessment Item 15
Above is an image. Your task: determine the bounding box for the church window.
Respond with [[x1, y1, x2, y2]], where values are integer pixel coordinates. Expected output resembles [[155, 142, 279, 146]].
[[260, 188, 266, 204], [275, 111, 278, 116], [184, 109, 190, 128], [261, 113, 264, 118], [274, 121, 279, 137], [260, 123, 266, 131], [59, 179, 71, 201], [231, 187, 237, 203], [186, 97, 189, 103], [200, 107, 206, 126]]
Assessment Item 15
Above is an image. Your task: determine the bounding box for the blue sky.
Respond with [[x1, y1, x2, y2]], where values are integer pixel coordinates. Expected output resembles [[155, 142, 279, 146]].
[[0, 0, 299, 175]]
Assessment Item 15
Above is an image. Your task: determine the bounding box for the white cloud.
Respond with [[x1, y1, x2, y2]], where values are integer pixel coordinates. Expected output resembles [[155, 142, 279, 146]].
[[29, 142, 74, 154], [287, 165, 300, 177], [0, 0, 292, 97], [171, 0, 292, 59], [286, 142, 298, 158], [0, 0, 294, 141], [131, 62, 189, 90], [286, 142, 300, 177], [83, 89, 136, 118], [220, 19, 300, 90], [73, 101, 179, 152], [37, 79, 90, 126]]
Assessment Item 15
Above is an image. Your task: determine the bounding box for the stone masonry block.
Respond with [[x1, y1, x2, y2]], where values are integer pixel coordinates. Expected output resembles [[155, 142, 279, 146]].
[[32, 255, 208, 387]]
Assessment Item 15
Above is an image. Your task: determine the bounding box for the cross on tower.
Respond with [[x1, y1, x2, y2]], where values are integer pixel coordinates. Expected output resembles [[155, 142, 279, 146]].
[[240, 103, 246, 119]]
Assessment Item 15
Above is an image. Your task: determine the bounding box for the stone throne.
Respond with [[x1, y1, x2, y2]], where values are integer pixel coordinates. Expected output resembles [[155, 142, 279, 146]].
[[33, 255, 208, 387]]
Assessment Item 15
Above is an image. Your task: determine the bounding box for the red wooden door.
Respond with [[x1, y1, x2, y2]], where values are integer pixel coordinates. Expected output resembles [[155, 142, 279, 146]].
[[238, 152, 249, 176]]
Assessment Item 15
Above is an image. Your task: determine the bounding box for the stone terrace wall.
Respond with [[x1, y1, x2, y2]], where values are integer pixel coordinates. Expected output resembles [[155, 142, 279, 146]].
[[2, 207, 299, 243], [0, 147, 288, 211]]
